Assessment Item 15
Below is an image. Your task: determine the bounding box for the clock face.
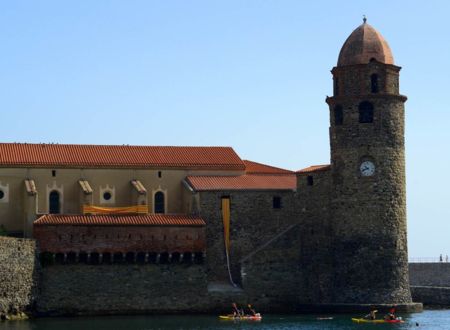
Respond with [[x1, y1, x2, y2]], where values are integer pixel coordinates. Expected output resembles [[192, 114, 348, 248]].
[[360, 161, 375, 176]]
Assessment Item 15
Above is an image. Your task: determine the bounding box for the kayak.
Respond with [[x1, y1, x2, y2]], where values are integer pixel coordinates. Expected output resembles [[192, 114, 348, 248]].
[[351, 318, 404, 324], [219, 314, 262, 321]]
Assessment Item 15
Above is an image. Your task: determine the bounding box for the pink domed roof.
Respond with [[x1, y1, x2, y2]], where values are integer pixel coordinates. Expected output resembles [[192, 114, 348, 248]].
[[337, 21, 394, 66]]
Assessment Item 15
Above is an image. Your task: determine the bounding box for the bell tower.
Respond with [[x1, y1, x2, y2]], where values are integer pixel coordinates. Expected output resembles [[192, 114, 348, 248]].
[[326, 20, 413, 304]]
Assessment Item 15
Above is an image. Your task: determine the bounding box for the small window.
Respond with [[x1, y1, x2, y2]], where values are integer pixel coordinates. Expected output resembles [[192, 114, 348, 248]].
[[359, 101, 374, 123], [334, 77, 339, 96], [273, 196, 282, 209], [158, 171, 162, 178], [0, 190, 4, 200], [52, 170, 56, 177], [334, 105, 343, 125], [307, 176, 314, 186], [103, 191, 112, 201], [371, 74, 379, 93]]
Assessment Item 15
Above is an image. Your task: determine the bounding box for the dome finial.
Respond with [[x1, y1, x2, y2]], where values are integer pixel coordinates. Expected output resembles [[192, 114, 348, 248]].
[[363, 15, 367, 24]]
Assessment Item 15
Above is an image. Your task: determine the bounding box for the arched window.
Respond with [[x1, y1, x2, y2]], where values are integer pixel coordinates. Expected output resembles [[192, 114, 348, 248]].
[[359, 101, 374, 123], [49, 190, 60, 214], [154, 191, 165, 214], [371, 74, 379, 93], [334, 105, 343, 125]]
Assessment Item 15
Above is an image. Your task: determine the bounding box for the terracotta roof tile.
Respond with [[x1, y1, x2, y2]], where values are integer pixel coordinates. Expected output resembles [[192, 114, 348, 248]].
[[0, 143, 245, 170], [34, 214, 206, 226], [244, 160, 294, 175], [186, 174, 296, 191], [296, 164, 331, 174]]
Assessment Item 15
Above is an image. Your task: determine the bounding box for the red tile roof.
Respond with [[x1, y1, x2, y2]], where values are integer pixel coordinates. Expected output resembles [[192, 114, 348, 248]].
[[244, 160, 294, 175], [186, 174, 296, 191], [0, 143, 245, 170], [34, 214, 206, 226], [296, 164, 331, 173]]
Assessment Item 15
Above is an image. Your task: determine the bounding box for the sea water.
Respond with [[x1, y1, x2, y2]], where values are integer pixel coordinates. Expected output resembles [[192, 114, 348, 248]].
[[0, 310, 448, 330]]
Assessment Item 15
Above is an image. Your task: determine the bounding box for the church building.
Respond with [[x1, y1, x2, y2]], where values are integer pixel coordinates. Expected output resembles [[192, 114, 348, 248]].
[[0, 20, 421, 312]]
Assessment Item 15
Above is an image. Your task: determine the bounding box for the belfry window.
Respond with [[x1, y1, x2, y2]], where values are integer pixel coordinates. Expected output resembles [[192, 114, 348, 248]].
[[334, 78, 339, 96], [371, 74, 379, 93], [307, 176, 314, 186], [49, 190, 60, 214], [334, 105, 343, 125], [154, 191, 165, 214], [359, 101, 374, 123]]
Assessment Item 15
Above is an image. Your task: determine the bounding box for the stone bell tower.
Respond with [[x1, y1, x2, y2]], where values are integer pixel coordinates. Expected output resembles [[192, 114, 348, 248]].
[[326, 19, 414, 305]]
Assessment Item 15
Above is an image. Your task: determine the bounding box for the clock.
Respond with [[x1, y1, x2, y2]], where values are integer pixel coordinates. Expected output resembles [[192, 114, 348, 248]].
[[360, 161, 375, 176]]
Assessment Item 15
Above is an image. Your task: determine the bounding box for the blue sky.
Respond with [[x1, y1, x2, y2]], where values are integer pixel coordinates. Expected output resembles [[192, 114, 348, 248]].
[[1, 1, 449, 258]]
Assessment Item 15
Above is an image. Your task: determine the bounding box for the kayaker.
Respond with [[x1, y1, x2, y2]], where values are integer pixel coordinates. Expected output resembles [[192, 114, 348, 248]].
[[231, 302, 241, 317], [247, 304, 257, 316], [364, 308, 378, 320], [384, 307, 396, 320]]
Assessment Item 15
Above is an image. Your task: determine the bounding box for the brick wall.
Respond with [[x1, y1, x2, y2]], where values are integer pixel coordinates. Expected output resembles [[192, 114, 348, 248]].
[[34, 225, 205, 254]]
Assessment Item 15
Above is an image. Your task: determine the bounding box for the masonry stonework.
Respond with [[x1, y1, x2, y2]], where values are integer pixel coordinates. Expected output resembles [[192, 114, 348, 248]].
[[198, 190, 296, 283], [0, 237, 39, 317], [37, 264, 210, 315]]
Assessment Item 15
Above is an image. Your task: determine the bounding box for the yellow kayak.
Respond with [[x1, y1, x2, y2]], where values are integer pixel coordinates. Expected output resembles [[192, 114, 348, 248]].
[[352, 318, 404, 324], [219, 314, 262, 321]]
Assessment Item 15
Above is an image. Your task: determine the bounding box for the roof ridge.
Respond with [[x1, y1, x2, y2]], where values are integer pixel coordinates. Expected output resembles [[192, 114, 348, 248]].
[[34, 213, 206, 226], [243, 159, 294, 174], [0, 142, 235, 149], [0, 143, 245, 170]]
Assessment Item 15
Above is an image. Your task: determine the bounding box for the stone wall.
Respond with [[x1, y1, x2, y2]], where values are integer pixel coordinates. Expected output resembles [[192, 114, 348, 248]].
[[410, 286, 450, 307], [0, 237, 39, 315], [296, 169, 334, 304], [409, 263, 450, 306], [326, 60, 412, 304], [240, 225, 302, 311], [38, 264, 211, 315], [197, 190, 296, 283], [409, 263, 450, 287]]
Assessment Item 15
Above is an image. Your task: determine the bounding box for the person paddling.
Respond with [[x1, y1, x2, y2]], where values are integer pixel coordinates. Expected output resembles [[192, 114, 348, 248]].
[[247, 304, 257, 316], [231, 302, 241, 317], [364, 308, 378, 320], [384, 306, 396, 320]]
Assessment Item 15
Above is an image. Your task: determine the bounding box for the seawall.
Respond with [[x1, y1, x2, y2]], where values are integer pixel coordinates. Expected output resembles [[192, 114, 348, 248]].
[[0, 237, 39, 317], [38, 264, 213, 315], [409, 263, 450, 307], [0, 237, 425, 316]]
